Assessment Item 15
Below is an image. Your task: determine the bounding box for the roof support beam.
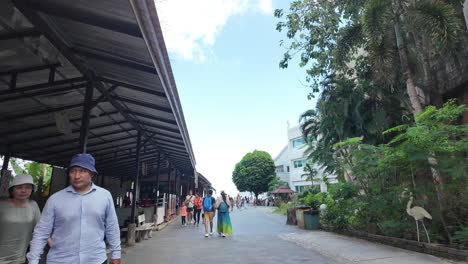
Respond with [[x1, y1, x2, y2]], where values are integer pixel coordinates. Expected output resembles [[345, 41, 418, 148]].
[[10, 73, 17, 90], [98, 77, 165, 98], [71, 47, 157, 74], [97, 148, 159, 164], [0, 63, 61, 76], [0, 111, 121, 138], [0, 83, 87, 103], [138, 121, 181, 134], [90, 85, 118, 109], [16, 141, 137, 166], [0, 103, 83, 122], [141, 134, 184, 146], [114, 96, 172, 113], [100, 157, 187, 175], [142, 129, 183, 140], [48, 66, 56, 83], [10, 122, 131, 147], [36, 136, 137, 161], [128, 110, 177, 125], [0, 77, 86, 96], [0, 28, 41, 40], [79, 83, 94, 153]]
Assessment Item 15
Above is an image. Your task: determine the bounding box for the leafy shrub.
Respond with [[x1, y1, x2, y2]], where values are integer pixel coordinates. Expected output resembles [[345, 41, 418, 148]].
[[300, 192, 332, 210], [453, 227, 468, 247]]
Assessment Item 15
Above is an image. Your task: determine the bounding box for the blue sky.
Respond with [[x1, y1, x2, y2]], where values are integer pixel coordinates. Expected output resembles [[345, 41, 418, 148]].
[[157, 0, 316, 195]]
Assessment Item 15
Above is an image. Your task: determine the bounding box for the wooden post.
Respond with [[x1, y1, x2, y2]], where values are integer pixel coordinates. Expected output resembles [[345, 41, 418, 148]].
[[127, 132, 141, 247], [0, 155, 11, 198]]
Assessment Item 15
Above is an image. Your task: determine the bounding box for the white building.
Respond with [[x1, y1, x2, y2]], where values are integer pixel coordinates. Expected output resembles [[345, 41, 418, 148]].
[[274, 125, 336, 193]]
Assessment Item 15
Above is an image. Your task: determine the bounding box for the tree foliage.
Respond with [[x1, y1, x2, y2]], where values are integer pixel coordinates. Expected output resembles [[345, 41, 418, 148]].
[[276, 0, 468, 245], [232, 150, 276, 198], [328, 101, 467, 244]]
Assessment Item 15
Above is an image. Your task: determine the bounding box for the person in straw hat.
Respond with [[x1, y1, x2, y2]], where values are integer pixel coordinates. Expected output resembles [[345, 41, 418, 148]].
[[0, 174, 41, 264]]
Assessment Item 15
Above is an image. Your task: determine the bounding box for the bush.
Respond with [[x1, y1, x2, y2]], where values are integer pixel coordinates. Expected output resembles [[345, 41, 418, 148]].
[[453, 227, 468, 247], [273, 201, 298, 215], [300, 192, 332, 210]]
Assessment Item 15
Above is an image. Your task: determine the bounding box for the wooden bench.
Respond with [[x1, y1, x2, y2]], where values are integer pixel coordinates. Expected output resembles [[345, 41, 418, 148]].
[[135, 214, 154, 242], [120, 214, 155, 243]]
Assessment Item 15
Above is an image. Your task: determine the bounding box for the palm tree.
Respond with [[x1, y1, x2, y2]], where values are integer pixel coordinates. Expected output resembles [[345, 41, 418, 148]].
[[361, 0, 464, 115]]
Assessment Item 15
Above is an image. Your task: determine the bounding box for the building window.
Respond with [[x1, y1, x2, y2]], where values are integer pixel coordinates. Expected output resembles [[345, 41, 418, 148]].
[[292, 137, 306, 148], [293, 160, 307, 168], [295, 186, 306, 192], [276, 165, 284, 173], [287, 166, 290, 172]]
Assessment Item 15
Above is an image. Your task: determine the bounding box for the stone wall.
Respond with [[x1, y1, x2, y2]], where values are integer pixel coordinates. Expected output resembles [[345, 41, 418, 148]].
[[321, 225, 468, 261]]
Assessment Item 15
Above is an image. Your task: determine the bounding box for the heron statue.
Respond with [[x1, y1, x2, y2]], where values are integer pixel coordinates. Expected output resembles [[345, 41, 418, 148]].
[[406, 193, 432, 243]]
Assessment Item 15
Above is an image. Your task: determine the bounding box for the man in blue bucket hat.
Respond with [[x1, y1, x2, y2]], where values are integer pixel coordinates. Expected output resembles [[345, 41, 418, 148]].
[[27, 154, 121, 264]]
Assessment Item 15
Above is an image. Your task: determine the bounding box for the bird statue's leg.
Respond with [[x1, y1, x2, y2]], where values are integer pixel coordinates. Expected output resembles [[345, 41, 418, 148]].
[[422, 221, 431, 243], [416, 220, 420, 242]]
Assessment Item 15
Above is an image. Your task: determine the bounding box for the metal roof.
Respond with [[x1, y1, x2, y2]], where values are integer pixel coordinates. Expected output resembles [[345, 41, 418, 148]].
[[0, 0, 196, 177]]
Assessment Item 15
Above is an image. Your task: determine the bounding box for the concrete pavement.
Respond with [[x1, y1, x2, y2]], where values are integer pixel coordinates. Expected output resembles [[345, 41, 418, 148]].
[[121, 206, 462, 264]]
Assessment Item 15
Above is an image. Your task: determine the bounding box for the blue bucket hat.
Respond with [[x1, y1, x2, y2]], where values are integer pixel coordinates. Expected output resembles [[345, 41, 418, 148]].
[[68, 153, 98, 174]]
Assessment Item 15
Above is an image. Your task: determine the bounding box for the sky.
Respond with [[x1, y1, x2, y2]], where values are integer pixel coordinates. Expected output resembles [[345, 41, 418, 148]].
[[156, 0, 317, 195]]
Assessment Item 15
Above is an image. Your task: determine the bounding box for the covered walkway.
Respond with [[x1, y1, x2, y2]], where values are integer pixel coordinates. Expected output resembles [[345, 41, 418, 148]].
[[122, 207, 459, 264], [0, 0, 211, 243]]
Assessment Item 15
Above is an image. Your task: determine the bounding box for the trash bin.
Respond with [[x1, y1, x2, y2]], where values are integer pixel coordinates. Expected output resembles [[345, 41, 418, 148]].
[[304, 210, 319, 230], [295, 206, 311, 229]]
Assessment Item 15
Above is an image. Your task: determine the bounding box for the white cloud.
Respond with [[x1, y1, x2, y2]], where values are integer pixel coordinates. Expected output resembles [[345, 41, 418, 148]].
[[155, 0, 272, 62], [258, 0, 273, 14]]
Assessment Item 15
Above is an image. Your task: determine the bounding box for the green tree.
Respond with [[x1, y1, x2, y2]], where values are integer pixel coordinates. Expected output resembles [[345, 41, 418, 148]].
[[232, 150, 276, 199], [268, 176, 289, 195]]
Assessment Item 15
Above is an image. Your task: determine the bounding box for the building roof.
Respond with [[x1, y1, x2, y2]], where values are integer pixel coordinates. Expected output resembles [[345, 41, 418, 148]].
[[271, 186, 296, 194], [0, 0, 195, 177]]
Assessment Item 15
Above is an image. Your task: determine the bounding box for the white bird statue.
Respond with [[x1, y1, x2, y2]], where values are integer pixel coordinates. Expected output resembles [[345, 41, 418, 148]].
[[406, 193, 432, 243]]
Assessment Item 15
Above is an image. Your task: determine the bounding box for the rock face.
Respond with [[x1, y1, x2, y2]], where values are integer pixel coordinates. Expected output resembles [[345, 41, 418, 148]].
[[287, 208, 297, 225]]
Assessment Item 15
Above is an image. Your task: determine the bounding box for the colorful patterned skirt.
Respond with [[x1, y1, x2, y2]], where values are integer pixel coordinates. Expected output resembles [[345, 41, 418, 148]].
[[216, 211, 233, 234]]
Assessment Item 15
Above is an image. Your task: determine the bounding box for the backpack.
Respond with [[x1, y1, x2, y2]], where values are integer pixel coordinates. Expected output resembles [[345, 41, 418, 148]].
[[219, 202, 228, 213], [203, 197, 213, 211]]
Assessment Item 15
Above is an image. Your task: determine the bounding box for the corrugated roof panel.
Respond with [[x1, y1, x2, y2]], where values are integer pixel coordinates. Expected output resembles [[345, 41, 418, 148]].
[[43, 0, 137, 24]]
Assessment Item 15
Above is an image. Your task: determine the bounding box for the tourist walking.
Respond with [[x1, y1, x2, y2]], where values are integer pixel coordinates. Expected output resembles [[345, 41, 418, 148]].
[[180, 202, 187, 226], [185, 191, 195, 224], [216, 191, 233, 237], [0, 174, 41, 264], [229, 196, 235, 212], [202, 190, 216, 237], [193, 193, 202, 227], [27, 154, 121, 264], [236, 195, 241, 209]]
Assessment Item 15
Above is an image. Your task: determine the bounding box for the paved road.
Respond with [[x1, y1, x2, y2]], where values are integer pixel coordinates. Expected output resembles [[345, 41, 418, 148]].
[[122, 206, 337, 264], [121, 206, 460, 264]]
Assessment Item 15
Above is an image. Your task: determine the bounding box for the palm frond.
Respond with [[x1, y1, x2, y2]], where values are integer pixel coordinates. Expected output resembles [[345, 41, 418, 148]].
[[334, 23, 364, 68], [361, 0, 392, 45], [412, 0, 463, 53]]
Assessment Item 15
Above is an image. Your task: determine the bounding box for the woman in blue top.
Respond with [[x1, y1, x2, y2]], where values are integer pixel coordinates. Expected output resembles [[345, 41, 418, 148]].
[[215, 191, 233, 237]]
